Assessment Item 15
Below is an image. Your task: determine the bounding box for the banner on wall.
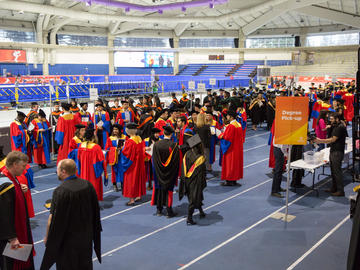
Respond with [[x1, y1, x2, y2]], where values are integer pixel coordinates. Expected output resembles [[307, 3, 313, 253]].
[[274, 97, 308, 145], [0, 49, 27, 63]]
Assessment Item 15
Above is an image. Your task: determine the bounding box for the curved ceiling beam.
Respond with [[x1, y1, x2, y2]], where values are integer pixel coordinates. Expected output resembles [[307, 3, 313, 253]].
[[77, 0, 228, 13], [0, 0, 298, 24]]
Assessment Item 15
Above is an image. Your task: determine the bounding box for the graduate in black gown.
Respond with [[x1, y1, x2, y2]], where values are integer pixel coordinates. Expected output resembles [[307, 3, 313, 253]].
[[151, 126, 180, 218], [348, 187, 360, 270], [0, 151, 34, 270], [266, 93, 276, 131], [41, 159, 102, 270], [249, 92, 266, 130], [179, 134, 207, 225]]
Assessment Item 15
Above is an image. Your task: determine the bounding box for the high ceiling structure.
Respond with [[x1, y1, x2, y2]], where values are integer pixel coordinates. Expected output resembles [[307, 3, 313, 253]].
[[0, 0, 359, 38]]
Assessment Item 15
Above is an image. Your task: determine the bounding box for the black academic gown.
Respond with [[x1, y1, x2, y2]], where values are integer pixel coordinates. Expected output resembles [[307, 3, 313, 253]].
[[179, 150, 207, 210], [152, 139, 180, 209], [266, 101, 275, 130], [250, 99, 266, 125], [0, 180, 35, 270], [40, 177, 102, 270], [348, 192, 360, 270], [138, 114, 154, 140]]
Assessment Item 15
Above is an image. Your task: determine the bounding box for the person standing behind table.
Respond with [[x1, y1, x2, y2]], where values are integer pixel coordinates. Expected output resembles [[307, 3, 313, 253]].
[[121, 123, 146, 206], [40, 159, 101, 270], [271, 137, 288, 198], [219, 110, 244, 187], [55, 103, 76, 164], [151, 125, 180, 218], [315, 110, 329, 151], [314, 112, 347, 197], [179, 134, 207, 225], [0, 151, 35, 270]]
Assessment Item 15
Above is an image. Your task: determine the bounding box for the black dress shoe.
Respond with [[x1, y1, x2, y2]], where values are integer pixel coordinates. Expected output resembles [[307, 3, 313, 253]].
[[113, 184, 119, 192], [221, 181, 233, 186], [156, 210, 163, 216], [331, 191, 345, 197], [279, 188, 287, 192], [271, 192, 284, 198], [125, 202, 135, 206], [199, 212, 206, 219], [166, 212, 177, 218], [291, 184, 306, 189], [187, 219, 196, 225]]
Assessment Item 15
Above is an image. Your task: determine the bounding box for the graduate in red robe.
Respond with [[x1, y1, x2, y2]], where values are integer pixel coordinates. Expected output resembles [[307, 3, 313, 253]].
[[154, 109, 168, 138], [105, 124, 127, 192], [343, 90, 354, 122], [0, 156, 35, 218], [121, 123, 146, 206], [92, 103, 111, 149], [77, 128, 107, 201], [10, 111, 30, 155], [55, 103, 76, 164], [68, 124, 85, 161], [115, 100, 134, 133], [74, 102, 93, 128], [31, 113, 51, 168], [220, 110, 244, 186], [0, 151, 35, 270]]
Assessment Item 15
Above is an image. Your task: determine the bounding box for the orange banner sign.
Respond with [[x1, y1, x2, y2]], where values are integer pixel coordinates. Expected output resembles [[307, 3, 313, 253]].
[[0, 49, 27, 63], [274, 97, 309, 145]]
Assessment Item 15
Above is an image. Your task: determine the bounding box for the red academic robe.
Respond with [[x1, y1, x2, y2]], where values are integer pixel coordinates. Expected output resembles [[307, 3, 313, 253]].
[[77, 141, 107, 201], [121, 136, 146, 198], [32, 119, 51, 165], [220, 120, 244, 181], [343, 93, 354, 122], [0, 159, 35, 218], [74, 110, 93, 127], [1, 167, 35, 269], [105, 135, 127, 184], [10, 120, 30, 154], [55, 113, 76, 164], [154, 118, 167, 136]]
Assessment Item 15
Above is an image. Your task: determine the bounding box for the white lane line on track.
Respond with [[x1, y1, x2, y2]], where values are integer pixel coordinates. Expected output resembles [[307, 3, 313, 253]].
[[286, 215, 350, 270], [177, 179, 331, 270], [93, 178, 273, 261]]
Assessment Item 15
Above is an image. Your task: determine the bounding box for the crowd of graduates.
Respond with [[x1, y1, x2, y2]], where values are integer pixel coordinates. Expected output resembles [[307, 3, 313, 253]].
[[7, 79, 357, 223]]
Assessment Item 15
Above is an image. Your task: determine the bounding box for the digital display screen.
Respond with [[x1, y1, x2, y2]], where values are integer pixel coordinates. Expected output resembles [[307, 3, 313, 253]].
[[144, 52, 174, 67]]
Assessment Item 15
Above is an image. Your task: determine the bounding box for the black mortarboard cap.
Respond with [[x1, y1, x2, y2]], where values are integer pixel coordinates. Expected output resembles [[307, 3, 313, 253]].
[[151, 127, 161, 133], [95, 103, 103, 108], [227, 110, 238, 118], [126, 122, 138, 129], [112, 123, 123, 131], [121, 99, 129, 104], [187, 133, 202, 148], [17, 111, 26, 118], [75, 124, 86, 129], [39, 109, 46, 118], [163, 125, 174, 134], [80, 102, 88, 107]]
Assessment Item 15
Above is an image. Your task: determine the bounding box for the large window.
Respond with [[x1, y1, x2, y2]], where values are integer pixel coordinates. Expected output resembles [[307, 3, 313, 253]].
[[179, 38, 235, 48], [114, 37, 170, 48], [57, 34, 107, 46], [0, 29, 35, 43], [306, 33, 359, 47], [246, 37, 295, 48]]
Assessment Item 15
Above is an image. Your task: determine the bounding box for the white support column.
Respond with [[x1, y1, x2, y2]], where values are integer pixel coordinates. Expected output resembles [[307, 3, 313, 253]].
[[108, 34, 115, 75], [238, 29, 245, 65], [173, 36, 180, 75]]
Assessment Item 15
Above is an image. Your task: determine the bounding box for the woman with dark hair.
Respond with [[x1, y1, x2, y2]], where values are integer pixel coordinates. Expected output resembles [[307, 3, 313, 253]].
[[315, 109, 328, 150], [195, 113, 212, 172], [70, 99, 79, 113]]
